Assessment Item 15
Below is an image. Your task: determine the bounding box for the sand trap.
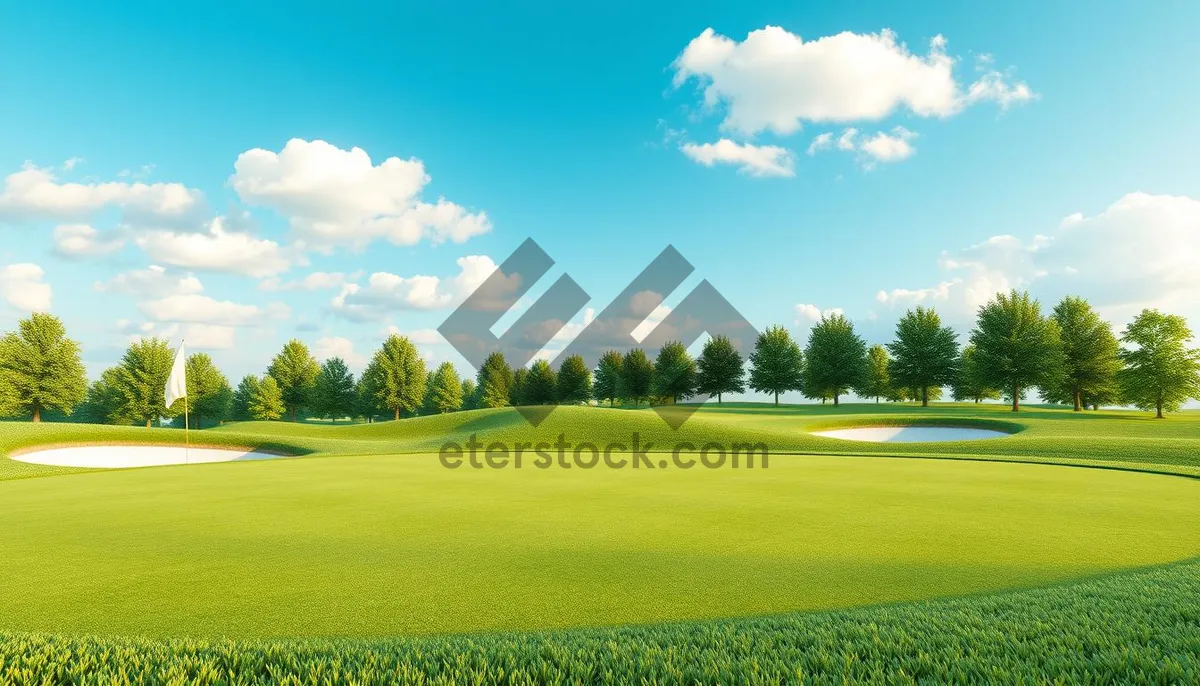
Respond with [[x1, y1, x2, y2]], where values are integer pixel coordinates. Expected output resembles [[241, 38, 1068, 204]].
[[12, 445, 281, 469], [812, 426, 1011, 443]]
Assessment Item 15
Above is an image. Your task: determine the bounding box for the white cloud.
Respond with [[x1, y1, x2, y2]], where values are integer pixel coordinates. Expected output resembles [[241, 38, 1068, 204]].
[[313, 336, 367, 368], [116, 320, 237, 350], [680, 139, 795, 177], [809, 126, 918, 167], [672, 26, 1033, 136], [52, 224, 125, 258], [259, 271, 352, 292], [794, 303, 845, 322], [0, 263, 52, 311], [96, 265, 203, 298], [135, 216, 299, 277], [229, 138, 491, 249], [331, 255, 498, 321], [0, 163, 205, 226], [383, 326, 445, 346], [139, 293, 288, 327], [876, 192, 1200, 325]]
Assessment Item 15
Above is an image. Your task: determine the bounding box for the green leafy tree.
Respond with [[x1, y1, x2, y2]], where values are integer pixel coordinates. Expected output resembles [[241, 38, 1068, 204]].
[[1117, 309, 1200, 419], [969, 290, 1065, 412], [354, 376, 377, 422], [555, 354, 592, 404], [427, 362, 464, 413], [477, 351, 513, 408], [804, 314, 868, 406], [886, 307, 959, 407], [231, 375, 259, 421], [267, 340, 320, 421], [185, 353, 232, 428], [619, 348, 654, 406], [510, 367, 530, 406], [75, 369, 130, 424], [523, 359, 557, 405], [311, 357, 357, 422], [951, 345, 1002, 403], [749, 325, 804, 406], [1050, 296, 1122, 412], [111, 337, 177, 427], [0, 313, 87, 421], [651, 341, 698, 403], [460, 378, 479, 410], [593, 350, 623, 406], [249, 375, 285, 421], [360, 335, 427, 420], [858, 344, 892, 403], [696, 335, 745, 403]]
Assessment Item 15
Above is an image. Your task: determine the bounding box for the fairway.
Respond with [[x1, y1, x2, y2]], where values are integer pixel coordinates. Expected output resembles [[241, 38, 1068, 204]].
[[2, 447, 1199, 639]]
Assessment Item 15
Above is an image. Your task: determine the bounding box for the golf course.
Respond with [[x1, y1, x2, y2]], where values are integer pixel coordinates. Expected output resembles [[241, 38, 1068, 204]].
[[2, 403, 1199, 682]]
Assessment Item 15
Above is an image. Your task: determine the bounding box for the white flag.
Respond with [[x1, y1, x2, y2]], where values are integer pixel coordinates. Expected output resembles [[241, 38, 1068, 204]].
[[165, 341, 187, 409]]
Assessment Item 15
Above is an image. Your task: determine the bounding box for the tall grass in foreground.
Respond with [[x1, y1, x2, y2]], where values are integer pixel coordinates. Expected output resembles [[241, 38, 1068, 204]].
[[3, 559, 1197, 685]]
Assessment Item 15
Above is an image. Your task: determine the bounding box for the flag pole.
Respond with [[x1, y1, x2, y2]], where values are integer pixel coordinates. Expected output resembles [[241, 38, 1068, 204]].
[[182, 339, 189, 465]]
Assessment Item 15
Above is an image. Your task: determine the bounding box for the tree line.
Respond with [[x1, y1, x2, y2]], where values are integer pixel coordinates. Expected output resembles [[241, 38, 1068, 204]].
[[1, 290, 1198, 425]]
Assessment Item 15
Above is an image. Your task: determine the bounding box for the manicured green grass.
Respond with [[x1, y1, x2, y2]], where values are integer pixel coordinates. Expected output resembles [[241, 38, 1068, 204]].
[[2, 448, 1199, 638], [3, 558, 1198, 684]]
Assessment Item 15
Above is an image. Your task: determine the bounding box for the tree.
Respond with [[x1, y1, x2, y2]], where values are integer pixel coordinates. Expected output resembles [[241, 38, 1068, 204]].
[[593, 350, 623, 406], [427, 362, 464, 413], [311, 357, 357, 421], [0, 313, 87, 422], [749, 325, 804, 406], [951, 345, 1002, 403], [268, 340, 320, 421], [619, 348, 654, 406], [886, 307, 959, 407], [556, 354, 592, 404], [460, 378, 479, 410], [75, 368, 129, 424], [249, 375, 285, 421], [858, 344, 892, 403], [360, 335, 427, 420], [110, 337, 177, 427], [185, 353, 232, 428], [231, 375, 259, 421], [696, 335, 745, 403], [804, 314, 868, 406], [477, 351, 513, 408], [651, 341, 697, 403], [524, 359, 557, 405], [1050, 296, 1121, 412], [510, 367, 529, 406], [1117, 309, 1200, 419], [969, 290, 1065, 412]]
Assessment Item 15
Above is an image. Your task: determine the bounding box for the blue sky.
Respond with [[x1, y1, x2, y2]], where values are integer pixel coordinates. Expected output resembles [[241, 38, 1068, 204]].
[[1, 1, 1198, 401]]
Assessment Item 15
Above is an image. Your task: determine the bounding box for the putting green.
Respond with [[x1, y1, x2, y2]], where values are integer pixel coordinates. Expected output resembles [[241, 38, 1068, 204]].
[[2, 452, 1199, 639]]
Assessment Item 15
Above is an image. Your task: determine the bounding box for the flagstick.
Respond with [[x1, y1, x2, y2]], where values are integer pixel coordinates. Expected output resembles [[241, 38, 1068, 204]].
[[184, 392, 190, 465]]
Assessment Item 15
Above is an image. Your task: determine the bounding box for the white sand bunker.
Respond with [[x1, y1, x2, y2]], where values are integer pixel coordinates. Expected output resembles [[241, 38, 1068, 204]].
[[812, 426, 1011, 443], [12, 445, 281, 469]]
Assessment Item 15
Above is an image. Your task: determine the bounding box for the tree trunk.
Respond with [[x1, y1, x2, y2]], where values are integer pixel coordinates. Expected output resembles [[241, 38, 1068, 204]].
[[394, 407, 401, 421], [1012, 385, 1020, 412], [32, 407, 41, 423], [975, 398, 981, 404], [1073, 389, 1082, 412], [833, 391, 840, 407], [1157, 396, 1164, 419], [146, 418, 152, 428], [876, 396, 880, 404], [774, 391, 779, 406], [718, 392, 722, 404], [921, 386, 929, 407]]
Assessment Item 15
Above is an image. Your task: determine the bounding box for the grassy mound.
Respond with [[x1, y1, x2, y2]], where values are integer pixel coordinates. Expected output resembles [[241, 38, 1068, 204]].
[[2, 558, 1197, 684]]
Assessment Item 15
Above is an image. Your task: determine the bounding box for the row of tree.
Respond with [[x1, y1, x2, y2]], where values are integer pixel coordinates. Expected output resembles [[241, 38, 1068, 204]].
[[1, 290, 1198, 424]]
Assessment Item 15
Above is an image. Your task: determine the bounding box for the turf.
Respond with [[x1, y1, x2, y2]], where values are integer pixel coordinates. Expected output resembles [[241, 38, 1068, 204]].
[[1, 447, 1199, 638]]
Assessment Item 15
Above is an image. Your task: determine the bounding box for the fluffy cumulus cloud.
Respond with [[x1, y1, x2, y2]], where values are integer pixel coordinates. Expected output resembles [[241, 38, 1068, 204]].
[[312, 336, 367, 369], [680, 139, 795, 177], [0, 263, 52, 311], [95, 265, 204, 298], [808, 126, 917, 166], [52, 224, 126, 258], [876, 192, 1200, 326], [135, 216, 300, 278], [795, 303, 845, 322], [330, 255, 497, 322], [0, 163, 206, 227], [115, 320, 237, 350], [259, 271, 356, 292], [673, 27, 1034, 136], [229, 138, 491, 249]]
